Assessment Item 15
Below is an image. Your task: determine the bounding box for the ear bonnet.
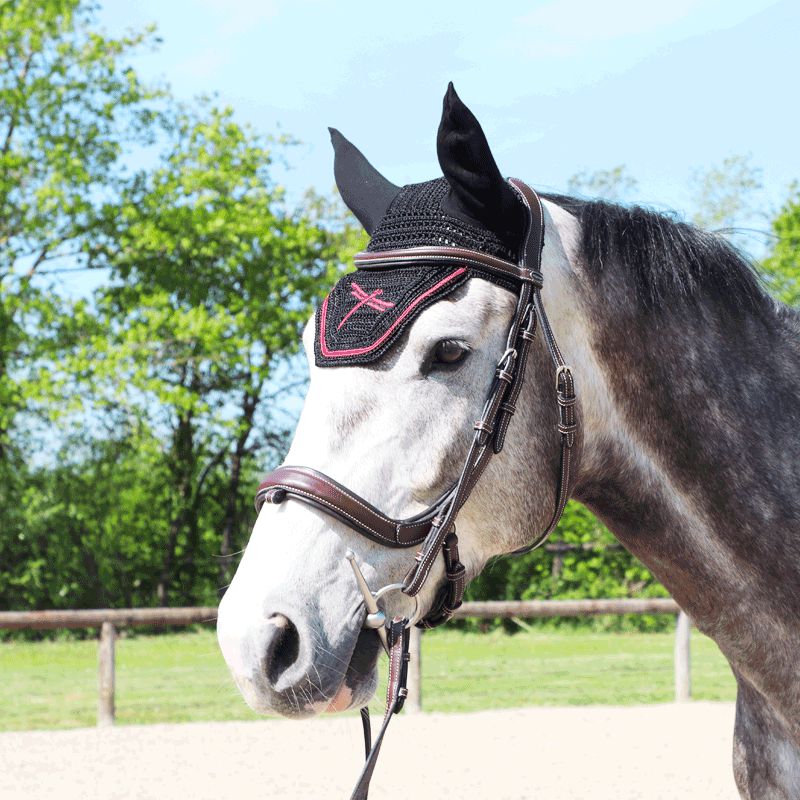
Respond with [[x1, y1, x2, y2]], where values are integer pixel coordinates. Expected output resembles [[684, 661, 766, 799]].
[[315, 84, 527, 367]]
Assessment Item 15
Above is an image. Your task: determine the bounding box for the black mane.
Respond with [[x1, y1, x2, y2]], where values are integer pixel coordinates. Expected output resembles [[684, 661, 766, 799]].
[[543, 194, 773, 318]]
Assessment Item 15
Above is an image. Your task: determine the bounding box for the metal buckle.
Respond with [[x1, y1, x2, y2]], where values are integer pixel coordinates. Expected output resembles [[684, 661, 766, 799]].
[[555, 364, 572, 388]]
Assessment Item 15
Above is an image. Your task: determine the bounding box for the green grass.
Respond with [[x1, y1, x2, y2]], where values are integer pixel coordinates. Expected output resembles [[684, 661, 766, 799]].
[[0, 627, 736, 731], [423, 628, 736, 710]]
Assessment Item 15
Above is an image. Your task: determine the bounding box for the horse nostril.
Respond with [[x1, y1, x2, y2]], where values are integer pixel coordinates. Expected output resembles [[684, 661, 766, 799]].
[[263, 614, 300, 686]]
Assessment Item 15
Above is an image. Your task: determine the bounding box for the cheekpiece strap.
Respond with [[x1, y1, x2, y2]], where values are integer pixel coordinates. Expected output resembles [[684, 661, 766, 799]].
[[350, 617, 410, 800]]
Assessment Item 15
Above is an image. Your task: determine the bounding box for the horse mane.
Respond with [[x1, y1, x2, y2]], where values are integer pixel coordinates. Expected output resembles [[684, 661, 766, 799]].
[[542, 193, 774, 319]]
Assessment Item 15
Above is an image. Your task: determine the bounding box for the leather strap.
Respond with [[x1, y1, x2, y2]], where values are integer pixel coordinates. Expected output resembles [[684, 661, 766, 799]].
[[354, 246, 544, 288], [349, 617, 410, 800], [255, 465, 448, 547], [399, 179, 555, 605], [509, 295, 576, 554]]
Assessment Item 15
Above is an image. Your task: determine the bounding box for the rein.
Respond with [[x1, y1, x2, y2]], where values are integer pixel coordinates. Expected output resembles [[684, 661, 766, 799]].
[[254, 179, 577, 798]]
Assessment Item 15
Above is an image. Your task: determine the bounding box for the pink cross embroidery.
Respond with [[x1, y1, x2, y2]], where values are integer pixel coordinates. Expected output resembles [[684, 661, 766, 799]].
[[336, 281, 395, 331]]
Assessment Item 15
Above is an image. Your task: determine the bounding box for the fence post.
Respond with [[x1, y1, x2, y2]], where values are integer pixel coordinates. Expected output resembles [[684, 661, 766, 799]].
[[674, 610, 691, 703], [406, 626, 422, 713], [98, 621, 116, 726]]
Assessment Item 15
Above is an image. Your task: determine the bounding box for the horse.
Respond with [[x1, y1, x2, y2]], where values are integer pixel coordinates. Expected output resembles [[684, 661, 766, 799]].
[[217, 84, 800, 798]]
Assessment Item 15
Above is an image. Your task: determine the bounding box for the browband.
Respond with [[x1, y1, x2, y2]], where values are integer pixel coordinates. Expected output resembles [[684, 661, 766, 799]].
[[353, 246, 544, 288]]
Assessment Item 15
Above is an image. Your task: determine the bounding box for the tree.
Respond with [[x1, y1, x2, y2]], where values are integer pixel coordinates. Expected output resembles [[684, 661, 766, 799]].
[[0, 1, 367, 612], [0, 0, 159, 459], [760, 185, 800, 306], [690, 154, 764, 231], [81, 105, 358, 602], [5, 430, 170, 611]]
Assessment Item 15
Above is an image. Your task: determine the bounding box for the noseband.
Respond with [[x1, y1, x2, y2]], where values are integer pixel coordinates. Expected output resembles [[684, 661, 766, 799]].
[[254, 179, 577, 798]]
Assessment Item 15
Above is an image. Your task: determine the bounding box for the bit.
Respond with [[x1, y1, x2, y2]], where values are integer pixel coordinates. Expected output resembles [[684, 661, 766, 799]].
[[345, 550, 389, 654]]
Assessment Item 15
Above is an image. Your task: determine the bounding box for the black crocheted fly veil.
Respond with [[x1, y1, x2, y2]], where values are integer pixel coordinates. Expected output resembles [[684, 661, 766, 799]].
[[314, 178, 521, 368], [367, 178, 518, 260]]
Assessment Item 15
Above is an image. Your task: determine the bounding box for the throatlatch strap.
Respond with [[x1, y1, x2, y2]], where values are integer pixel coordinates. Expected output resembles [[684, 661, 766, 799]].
[[350, 617, 410, 800]]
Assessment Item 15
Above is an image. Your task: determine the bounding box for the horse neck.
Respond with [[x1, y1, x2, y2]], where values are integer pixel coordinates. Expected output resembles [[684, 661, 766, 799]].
[[542, 224, 800, 720]]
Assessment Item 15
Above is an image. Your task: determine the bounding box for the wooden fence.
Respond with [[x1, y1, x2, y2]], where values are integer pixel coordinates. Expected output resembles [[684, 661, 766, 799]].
[[0, 599, 690, 725]]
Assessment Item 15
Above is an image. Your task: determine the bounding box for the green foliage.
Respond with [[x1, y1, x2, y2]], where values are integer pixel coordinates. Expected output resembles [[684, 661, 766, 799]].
[[4, 433, 167, 609], [466, 501, 670, 631], [0, 0, 161, 458], [78, 104, 354, 603], [761, 184, 800, 306], [0, 1, 354, 611]]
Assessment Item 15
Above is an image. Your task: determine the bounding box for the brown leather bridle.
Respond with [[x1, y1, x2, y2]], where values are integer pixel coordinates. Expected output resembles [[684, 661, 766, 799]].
[[256, 179, 576, 625], [254, 179, 577, 799]]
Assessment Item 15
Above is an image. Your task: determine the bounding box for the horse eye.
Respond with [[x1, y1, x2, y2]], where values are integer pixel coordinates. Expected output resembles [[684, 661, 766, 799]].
[[433, 339, 469, 366]]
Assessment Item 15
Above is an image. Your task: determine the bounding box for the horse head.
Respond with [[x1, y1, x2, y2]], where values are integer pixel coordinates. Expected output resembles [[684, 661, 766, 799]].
[[217, 84, 580, 717]]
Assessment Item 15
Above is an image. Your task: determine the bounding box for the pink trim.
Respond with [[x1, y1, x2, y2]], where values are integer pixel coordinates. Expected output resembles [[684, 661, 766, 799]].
[[351, 281, 395, 311], [336, 282, 396, 331], [319, 267, 467, 358]]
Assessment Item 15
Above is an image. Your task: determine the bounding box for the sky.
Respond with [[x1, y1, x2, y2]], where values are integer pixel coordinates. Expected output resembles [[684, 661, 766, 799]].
[[95, 0, 799, 243]]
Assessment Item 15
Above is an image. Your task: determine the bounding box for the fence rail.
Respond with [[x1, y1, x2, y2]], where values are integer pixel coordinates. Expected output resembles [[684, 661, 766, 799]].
[[0, 599, 691, 725], [0, 607, 218, 630]]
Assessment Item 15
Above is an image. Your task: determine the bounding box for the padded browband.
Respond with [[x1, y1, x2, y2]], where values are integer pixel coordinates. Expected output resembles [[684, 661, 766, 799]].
[[353, 246, 544, 289]]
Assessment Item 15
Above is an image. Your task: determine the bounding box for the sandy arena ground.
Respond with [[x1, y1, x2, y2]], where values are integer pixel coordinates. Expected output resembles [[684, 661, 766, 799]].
[[0, 703, 740, 799]]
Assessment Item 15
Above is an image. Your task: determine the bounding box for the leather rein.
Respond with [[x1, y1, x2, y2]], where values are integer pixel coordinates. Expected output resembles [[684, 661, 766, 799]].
[[254, 179, 577, 799]]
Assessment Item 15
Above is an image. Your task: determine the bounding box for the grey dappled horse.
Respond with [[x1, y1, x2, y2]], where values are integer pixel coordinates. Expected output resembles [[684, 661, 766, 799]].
[[218, 85, 800, 798]]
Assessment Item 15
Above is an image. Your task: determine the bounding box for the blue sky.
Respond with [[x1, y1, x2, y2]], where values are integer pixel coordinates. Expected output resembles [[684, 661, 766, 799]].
[[97, 0, 797, 242]]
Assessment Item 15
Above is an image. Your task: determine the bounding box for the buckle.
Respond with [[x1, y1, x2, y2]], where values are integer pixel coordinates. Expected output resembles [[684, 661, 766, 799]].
[[555, 364, 573, 389]]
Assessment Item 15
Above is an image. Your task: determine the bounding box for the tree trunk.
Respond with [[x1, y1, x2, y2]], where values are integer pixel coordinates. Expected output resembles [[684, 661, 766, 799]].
[[156, 412, 194, 605], [219, 392, 257, 592]]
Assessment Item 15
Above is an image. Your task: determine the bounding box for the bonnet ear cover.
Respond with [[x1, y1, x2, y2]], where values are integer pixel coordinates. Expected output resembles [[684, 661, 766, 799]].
[[329, 128, 400, 235], [317, 85, 523, 368], [437, 82, 525, 248]]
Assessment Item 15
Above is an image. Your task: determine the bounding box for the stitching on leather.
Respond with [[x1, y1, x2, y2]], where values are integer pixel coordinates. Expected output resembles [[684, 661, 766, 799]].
[[268, 483, 394, 544], [358, 252, 528, 281], [284, 471, 396, 526], [267, 469, 434, 545], [289, 471, 430, 542]]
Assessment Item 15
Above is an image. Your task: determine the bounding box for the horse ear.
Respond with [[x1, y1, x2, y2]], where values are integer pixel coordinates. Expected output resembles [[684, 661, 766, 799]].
[[436, 83, 524, 246], [329, 128, 400, 235]]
